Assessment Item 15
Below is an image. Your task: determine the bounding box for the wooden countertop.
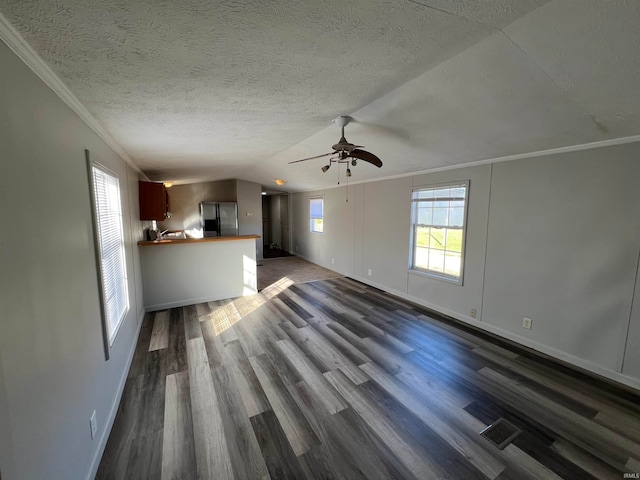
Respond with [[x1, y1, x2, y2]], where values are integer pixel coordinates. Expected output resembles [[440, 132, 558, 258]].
[[138, 234, 260, 247]]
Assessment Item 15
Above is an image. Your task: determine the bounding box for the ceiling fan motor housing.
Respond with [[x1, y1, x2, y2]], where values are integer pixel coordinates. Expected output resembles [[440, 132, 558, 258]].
[[333, 115, 353, 128]]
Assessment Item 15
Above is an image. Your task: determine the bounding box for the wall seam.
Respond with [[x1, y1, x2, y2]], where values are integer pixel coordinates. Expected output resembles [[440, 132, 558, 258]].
[[0, 350, 17, 480], [352, 184, 356, 277], [479, 163, 494, 322], [619, 226, 640, 374], [362, 184, 366, 278], [406, 178, 412, 295]]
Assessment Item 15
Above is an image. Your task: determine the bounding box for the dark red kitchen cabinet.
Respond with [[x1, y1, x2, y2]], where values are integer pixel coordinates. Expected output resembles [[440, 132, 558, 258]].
[[139, 181, 169, 221]]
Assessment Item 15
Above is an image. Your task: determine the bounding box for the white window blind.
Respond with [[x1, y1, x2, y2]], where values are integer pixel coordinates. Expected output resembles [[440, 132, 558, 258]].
[[310, 197, 324, 233], [92, 164, 129, 347]]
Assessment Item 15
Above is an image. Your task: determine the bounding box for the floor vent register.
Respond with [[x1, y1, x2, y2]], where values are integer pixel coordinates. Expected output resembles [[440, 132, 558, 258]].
[[480, 418, 522, 449]]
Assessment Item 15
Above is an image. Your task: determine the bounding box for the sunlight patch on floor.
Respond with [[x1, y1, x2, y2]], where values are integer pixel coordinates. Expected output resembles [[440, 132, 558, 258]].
[[261, 276, 294, 299], [207, 301, 242, 335], [200, 276, 297, 336]]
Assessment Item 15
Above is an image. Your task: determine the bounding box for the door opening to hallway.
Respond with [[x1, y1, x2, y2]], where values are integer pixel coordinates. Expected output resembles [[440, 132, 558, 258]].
[[262, 193, 290, 258]]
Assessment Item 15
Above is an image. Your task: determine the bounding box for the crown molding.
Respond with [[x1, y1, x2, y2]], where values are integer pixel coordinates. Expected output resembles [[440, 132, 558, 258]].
[[0, 12, 140, 172]]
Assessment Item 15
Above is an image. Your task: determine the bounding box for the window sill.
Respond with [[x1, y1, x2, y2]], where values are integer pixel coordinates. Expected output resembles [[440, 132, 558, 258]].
[[408, 268, 463, 286]]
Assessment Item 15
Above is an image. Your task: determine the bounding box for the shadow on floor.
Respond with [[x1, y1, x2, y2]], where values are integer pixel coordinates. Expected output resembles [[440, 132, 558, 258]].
[[263, 245, 293, 258]]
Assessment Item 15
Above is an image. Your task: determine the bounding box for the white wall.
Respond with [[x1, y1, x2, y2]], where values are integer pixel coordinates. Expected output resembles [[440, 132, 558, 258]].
[[0, 353, 15, 479], [0, 40, 145, 480], [140, 239, 258, 311], [236, 179, 263, 260], [291, 141, 640, 390], [625, 260, 640, 379], [361, 178, 413, 292], [482, 146, 640, 373]]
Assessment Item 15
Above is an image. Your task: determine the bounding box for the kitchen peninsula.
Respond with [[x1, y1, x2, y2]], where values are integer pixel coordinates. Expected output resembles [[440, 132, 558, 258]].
[[139, 235, 260, 311]]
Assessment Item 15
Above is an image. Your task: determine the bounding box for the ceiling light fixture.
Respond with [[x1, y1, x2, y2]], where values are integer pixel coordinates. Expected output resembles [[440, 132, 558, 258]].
[[275, 179, 286, 186], [163, 182, 174, 188], [321, 164, 330, 173], [261, 191, 267, 195], [346, 168, 352, 177]]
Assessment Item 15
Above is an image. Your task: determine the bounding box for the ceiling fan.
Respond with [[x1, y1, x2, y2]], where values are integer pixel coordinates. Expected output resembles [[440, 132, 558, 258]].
[[288, 116, 383, 177]]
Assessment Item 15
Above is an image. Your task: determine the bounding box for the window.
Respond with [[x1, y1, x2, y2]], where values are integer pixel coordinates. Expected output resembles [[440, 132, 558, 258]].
[[310, 197, 324, 233], [411, 182, 468, 283], [87, 151, 129, 356]]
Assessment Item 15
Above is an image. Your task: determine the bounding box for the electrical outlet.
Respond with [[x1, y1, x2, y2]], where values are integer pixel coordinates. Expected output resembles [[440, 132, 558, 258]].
[[90, 411, 97, 440], [331, 258, 335, 264], [522, 317, 532, 330], [367, 268, 372, 276], [470, 308, 477, 319]]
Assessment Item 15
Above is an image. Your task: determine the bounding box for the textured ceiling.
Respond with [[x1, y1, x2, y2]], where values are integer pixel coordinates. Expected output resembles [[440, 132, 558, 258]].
[[1, 0, 639, 191]]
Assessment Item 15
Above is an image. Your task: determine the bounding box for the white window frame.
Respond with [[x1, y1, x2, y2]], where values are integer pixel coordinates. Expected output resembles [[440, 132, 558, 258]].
[[86, 150, 129, 359], [310, 196, 324, 233], [409, 181, 469, 285]]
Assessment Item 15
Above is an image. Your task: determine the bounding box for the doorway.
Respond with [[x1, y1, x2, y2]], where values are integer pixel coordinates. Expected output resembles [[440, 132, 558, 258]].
[[262, 193, 290, 258]]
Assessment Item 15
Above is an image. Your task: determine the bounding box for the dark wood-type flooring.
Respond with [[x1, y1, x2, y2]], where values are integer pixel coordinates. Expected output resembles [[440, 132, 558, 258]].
[[96, 277, 640, 479]]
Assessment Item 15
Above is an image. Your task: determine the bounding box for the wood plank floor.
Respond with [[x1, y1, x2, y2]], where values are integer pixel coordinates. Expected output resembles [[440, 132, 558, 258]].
[[96, 277, 640, 479]]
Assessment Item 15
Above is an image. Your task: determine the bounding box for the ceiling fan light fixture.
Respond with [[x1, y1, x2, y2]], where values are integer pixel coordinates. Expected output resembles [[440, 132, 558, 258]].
[[288, 117, 383, 177]]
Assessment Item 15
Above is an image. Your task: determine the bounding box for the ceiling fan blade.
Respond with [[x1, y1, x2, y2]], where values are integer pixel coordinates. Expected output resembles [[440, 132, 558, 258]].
[[288, 151, 335, 164], [350, 149, 383, 168]]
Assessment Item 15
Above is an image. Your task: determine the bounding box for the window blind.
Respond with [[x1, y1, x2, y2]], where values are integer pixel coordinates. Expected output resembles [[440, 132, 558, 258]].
[[310, 198, 323, 219], [310, 197, 324, 233], [92, 165, 129, 346]]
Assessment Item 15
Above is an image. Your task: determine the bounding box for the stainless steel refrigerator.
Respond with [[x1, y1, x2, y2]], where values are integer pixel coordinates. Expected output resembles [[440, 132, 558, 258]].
[[200, 202, 239, 237]]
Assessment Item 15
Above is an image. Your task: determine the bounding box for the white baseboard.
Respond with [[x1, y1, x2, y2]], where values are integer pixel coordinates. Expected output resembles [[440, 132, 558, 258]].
[[349, 274, 640, 392], [86, 309, 145, 480], [144, 289, 256, 312]]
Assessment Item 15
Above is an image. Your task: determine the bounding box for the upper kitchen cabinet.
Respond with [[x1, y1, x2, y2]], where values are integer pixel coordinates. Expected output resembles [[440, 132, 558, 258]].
[[139, 181, 169, 221]]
